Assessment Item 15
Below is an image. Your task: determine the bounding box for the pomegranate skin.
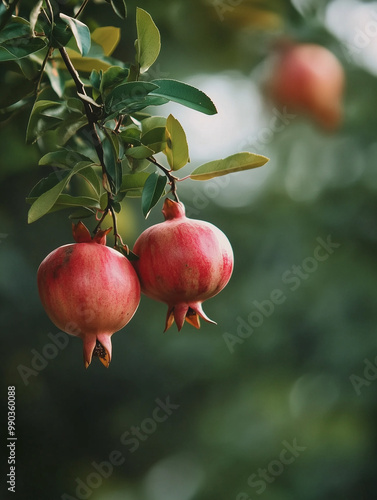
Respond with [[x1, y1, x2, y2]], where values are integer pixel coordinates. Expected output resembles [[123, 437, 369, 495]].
[[268, 42, 345, 130], [37, 226, 141, 368], [133, 199, 234, 331]]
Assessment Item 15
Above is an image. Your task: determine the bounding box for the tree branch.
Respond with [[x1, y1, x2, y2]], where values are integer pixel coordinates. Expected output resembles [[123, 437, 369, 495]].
[[148, 156, 180, 202]]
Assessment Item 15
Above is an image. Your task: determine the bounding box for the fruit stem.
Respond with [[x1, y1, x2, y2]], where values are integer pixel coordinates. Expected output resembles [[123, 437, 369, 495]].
[[148, 156, 180, 203]]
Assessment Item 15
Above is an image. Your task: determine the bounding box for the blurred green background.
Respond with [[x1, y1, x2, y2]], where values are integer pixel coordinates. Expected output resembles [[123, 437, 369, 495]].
[[2, 0, 377, 499]]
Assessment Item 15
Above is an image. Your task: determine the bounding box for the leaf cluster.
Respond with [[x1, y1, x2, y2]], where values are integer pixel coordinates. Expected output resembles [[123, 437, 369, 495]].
[[0, 1, 269, 226]]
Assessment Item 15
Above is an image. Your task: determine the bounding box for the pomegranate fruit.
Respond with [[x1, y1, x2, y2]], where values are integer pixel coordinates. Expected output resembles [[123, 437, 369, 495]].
[[267, 42, 345, 130], [132, 198, 234, 331], [37, 222, 141, 368]]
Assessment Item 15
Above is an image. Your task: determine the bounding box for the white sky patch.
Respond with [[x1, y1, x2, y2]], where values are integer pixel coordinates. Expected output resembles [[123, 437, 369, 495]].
[[325, 0, 377, 75]]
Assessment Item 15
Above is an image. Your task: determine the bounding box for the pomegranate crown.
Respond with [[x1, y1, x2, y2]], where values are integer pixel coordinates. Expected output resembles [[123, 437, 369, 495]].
[[162, 198, 186, 220], [72, 221, 112, 245]]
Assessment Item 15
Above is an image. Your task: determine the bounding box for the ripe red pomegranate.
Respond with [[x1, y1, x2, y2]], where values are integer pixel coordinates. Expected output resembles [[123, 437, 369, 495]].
[[37, 222, 141, 368], [268, 42, 345, 130], [132, 198, 234, 331]]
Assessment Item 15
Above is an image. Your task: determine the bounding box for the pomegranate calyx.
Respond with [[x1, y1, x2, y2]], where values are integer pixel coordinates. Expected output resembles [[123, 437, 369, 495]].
[[164, 302, 217, 332], [72, 221, 112, 245], [72, 221, 92, 243], [93, 227, 112, 245], [162, 198, 186, 221], [83, 336, 112, 368]]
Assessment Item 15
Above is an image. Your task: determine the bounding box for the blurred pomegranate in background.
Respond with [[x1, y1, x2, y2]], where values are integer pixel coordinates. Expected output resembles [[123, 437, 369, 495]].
[[267, 42, 345, 131]]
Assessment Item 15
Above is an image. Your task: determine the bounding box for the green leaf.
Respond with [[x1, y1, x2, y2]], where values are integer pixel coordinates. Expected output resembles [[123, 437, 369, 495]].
[[44, 62, 67, 98], [110, 0, 127, 20], [0, 37, 46, 61], [39, 149, 93, 168], [104, 81, 158, 114], [28, 161, 94, 223], [119, 126, 141, 145], [141, 173, 167, 217], [50, 194, 100, 209], [102, 134, 122, 194], [189, 152, 270, 181], [150, 79, 217, 115], [100, 66, 129, 95], [140, 126, 166, 153], [26, 100, 65, 144], [91, 26, 120, 56], [135, 7, 160, 74], [30, 0, 43, 35], [60, 13, 91, 57], [141, 115, 166, 134], [50, 18, 72, 48], [27, 170, 69, 199], [89, 69, 101, 90], [121, 172, 150, 193], [125, 145, 154, 159], [164, 114, 189, 171], [0, 20, 30, 43], [77, 166, 102, 196], [55, 115, 88, 146]]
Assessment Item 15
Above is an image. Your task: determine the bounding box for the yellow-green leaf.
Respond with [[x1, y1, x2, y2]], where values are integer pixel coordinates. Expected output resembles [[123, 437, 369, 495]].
[[164, 114, 189, 171], [135, 8, 160, 74], [91, 26, 121, 56], [189, 152, 269, 181]]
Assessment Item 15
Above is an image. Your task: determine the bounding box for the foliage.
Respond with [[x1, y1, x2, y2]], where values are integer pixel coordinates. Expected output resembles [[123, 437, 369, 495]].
[[0, 0, 268, 252]]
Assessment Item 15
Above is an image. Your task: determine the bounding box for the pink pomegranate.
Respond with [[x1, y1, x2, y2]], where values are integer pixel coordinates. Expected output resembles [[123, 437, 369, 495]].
[[268, 42, 345, 130], [37, 222, 141, 368], [133, 198, 234, 331]]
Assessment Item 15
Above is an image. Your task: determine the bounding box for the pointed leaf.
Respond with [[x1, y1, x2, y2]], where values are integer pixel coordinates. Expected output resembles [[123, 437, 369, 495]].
[[28, 161, 94, 223], [26, 100, 64, 144], [164, 114, 189, 171], [190, 152, 270, 181], [30, 0, 43, 34], [39, 149, 93, 168], [125, 145, 154, 159], [141, 115, 166, 134], [150, 79, 217, 115], [0, 37, 46, 61], [135, 8, 160, 74], [110, 0, 127, 20], [121, 172, 150, 193], [104, 81, 158, 114], [141, 126, 166, 153], [100, 66, 129, 95], [102, 134, 122, 194], [60, 14, 91, 56], [141, 173, 167, 217]]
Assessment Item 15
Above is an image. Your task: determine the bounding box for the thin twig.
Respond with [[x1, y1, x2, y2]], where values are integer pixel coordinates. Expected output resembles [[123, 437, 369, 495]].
[[148, 156, 180, 202], [59, 47, 106, 173], [74, 0, 90, 19], [35, 47, 53, 95], [58, 47, 121, 238]]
